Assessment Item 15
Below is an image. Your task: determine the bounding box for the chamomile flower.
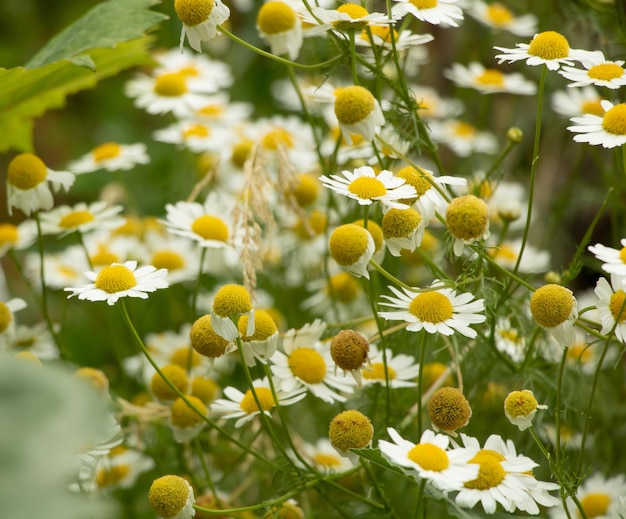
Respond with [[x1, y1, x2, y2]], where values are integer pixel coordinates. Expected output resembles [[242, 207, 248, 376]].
[[494, 318, 526, 363], [381, 206, 425, 256], [467, 1, 536, 36], [488, 239, 551, 273], [413, 86, 464, 120], [446, 195, 490, 256], [320, 166, 416, 210], [378, 282, 486, 338], [362, 344, 420, 388], [6, 153, 74, 216], [594, 274, 626, 343], [141, 235, 202, 286], [333, 86, 385, 144], [153, 119, 233, 154], [329, 409, 374, 464], [549, 473, 626, 519], [149, 474, 195, 519], [67, 142, 149, 174], [568, 100, 626, 148], [330, 329, 370, 387], [210, 283, 254, 342], [530, 284, 578, 348], [89, 446, 155, 492], [236, 309, 280, 366], [495, 31, 598, 71], [64, 261, 169, 305], [174, 0, 230, 52], [7, 322, 57, 360], [428, 386, 472, 433], [551, 86, 605, 118], [299, 438, 354, 474], [170, 395, 208, 442], [256, 1, 303, 60], [392, 0, 464, 27], [504, 390, 548, 431], [211, 377, 306, 427], [379, 428, 478, 490], [589, 239, 626, 277], [271, 319, 356, 403], [328, 223, 375, 279], [559, 55, 626, 89], [154, 48, 233, 90], [445, 62, 536, 95], [302, 4, 396, 36], [564, 329, 616, 375], [0, 220, 37, 257], [356, 26, 434, 51], [428, 119, 498, 157], [39, 201, 125, 237]]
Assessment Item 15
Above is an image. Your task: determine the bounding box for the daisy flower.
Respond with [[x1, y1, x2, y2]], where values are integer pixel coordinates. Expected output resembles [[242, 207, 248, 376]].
[[589, 239, 626, 277], [549, 473, 626, 519], [170, 394, 208, 442], [319, 166, 416, 210], [379, 428, 479, 491], [559, 54, 626, 89], [356, 26, 434, 51], [446, 195, 490, 256], [551, 86, 605, 118], [302, 4, 397, 36], [174, 0, 230, 52], [271, 319, 356, 403], [87, 446, 155, 492], [504, 389, 548, 431], [565, 328, 616, 375], [361, 344, 420, 388], [64, 260, 168, 306], [67, 142, 149, 174], [428, 119, 498, 157], [149, 475, 195, 519], [39, 201, 125, 237], [210, 377, 306, 428], [329, 409, 374, 464], [456, 433, 560, 515], [153, 119, 234, 154], [467, 1, 536, 36], [236, 309, 280, 367], [445, 62, 536, 95], [392, 0, 464, 27], [299, 438, 354, 474], [141, 235, 203, 286], [25, 246, 90, 289], [494, 318, 526, 363], [567, 99, 626, 149], [413, 86, 464, 120], [381, 206, 425, 257], [333, 85, 385, 144], [594, 274, 626, 343], [378, 282, 486, 338], [328, 223, 375, 279], [0, 220, 37, 257], [153, 48, 233, 90], [6, 153, 74, 216], [256, 1, 303, 60], [488, 239, 551, 273], [495, 31, 598, 71], [530, 284, 578, 348]]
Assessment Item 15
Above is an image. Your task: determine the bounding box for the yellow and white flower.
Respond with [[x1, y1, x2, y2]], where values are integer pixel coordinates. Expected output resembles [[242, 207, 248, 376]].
[[467, 1, 536, 36], [594, 274, 626, 344], [154, 48, 233, 90], [39, 201, 125, 237], [299, 438, 354, 474], [149, 474, 196, 519], [428, 119, 497, 157], [559, 54, 626, 90], [174, 0, 230, 52], [361, 344, 420, 388], [333, 86, 385, 144], [551, 86, 605, 118], [153, 119, 234, 154], [328, 223, 375, 279], [530, 284, 578, 348], [0, 220, 37, 257], [445, 62, 536, 95], [504, 389, 548, 431], [589, 239, 626, 278], [392, 0, 464, 27], [68, 142, 149, 174], [256, 1, 303, 60], [549, 473, 626, 519], [568, 100, 626, 149], [381, 206, 425, 257], [302, 4, 397, 36], [0, 298, 27, 347]]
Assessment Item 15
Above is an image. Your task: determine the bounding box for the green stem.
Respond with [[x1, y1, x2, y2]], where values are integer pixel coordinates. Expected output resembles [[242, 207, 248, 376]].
[[192, 247, 207, 316], [369, 259, 415, 291], [554, 345, 568, 467], [416, 331, 427, 437]]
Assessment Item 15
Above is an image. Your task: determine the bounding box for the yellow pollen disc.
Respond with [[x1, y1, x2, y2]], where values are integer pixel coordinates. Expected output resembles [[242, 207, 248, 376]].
[[428, 386, 471, 432], [396, 166, 433, 199], [257, 1, 297, 35], [566, 343, 593, 363], [178, 65, 200, 77], [171, 394, 207, 428], [191, 376, 219, 404], [609, 290, 626, 322], [588, 63, 624, 81], [329, 409, 373, 451], [601, 104, 626, 135], [152, 250, 185, 271], [330, 330, 370, 371], [190, 314, 229, 358], [0, 224, 19, 247], [620, 245, 626, 264], [240, 387, 276, 413], [409, 292, 453, 323], [261, 128, 294, 150], [475, 69, 505, 87], [153, 73, 188, 97], [183, 124, 210, 138], [504, 390, 538, 418], [527, 31, 570, 60], [581, 100, 604, 116], [169, 346, 201, 369], [94, 264, 137, 294], [333, 4, 370, 30], [151, 364, 189, 401], [446, 195, 489, 241], [288, 174, 320, 207], [485, 3, 513, 25], [334, 86, 375, 125], [191, 215, 229, 242], [453, 121, 476, 137], [313, 453, 342, 467], [362, 362, 396, 380], [174, 0, 214, 26], [7, 153, 47, 190], [348, 176, 387, 200], [96, 464, 130, 488], [579, 492, 611, 518], [410, 0, 438, 8], [231, 139, 254, 168], [238, 309, 277, 341], [212, 284, 252, 317], [361, 25, 396, 43], [288, 348, 326, 384], [90, 245, 120, 266], [327, 272, 361, 303], [198, 104, 223, 117], [530, 284, 574, 328], [92, 142, 122, 162], [59, 210, 94, 229], [408, 443, 449, 471], [353, 219, 384, 252], [490, 244, 518, 262], [382, 207, 422, 239], [329, 224, 370, 266], [149, 475, 190, 519], [0, 302, 12, 333], [464, 450, 506, 490]]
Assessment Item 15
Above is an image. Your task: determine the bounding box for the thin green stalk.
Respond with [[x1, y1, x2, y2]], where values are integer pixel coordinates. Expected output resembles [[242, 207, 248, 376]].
[[369, 259, 415, 291], [193, 437, 220, 502], [554, 345, 568, 467], [361, 459, 399, 519], [76, 231, 94, 270], [416, 331, 427, 437]]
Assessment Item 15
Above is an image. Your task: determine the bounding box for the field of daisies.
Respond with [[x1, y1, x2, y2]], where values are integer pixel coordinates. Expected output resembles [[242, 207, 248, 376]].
[[2, 0, 626, 518]]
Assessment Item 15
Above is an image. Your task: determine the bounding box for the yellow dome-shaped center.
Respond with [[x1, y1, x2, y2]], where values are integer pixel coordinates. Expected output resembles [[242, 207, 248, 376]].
[[446, 195, 489, 241], [486, 3, 513, 26], [183, 124, 210, 139], [504, 389, 538, 418], [169, 346, 202, 368], [329, 224, 371, 266], [261, 128, 294, 150], [94, 264, 137, 293], [174, 0, 214, 27], [288, 347, 326, 384], [408, 443, 449, 471], [410, 0, 437, 8], [409, 291, 453, 323], [362, 362, 396, 380], [581, 99, 604, 117], [464, 449, 506, 490], [382, 207, 422, 239], [329, 409, 373, 451], [257, 1, 297, 35], [348, 177, 387, 200], [602, 104, 626, 135], [212, 284, 252, 317], [152, 250, 185, 271], [231, 139, 254, 168], [588, 63, 624, 81], [333, 4, 370, 30], [527, 31, 570, 60], [475, 69, 505, 87], [0, 224, 19, 247], [191, 215, 229, 241], [171, 394, 207, 428], [396, 166, 433, 199], [327, 272, 361, 303], [90, 245, 120, 267], [530, 284, 574, 328], [92, 142, 122, 162], [153, 73, 188, 97], [578, 492, 611, 518], [609, 290, 626, 322], [59, 210, 95, 229], [334, 86, 375, 125], [238, 309, 277, 341], [313, 452, 342, 468], [96, 464, 131, 488], [149, 475, 191, 519], [240, 387, 276, 413], [8, 153, 47, 190]]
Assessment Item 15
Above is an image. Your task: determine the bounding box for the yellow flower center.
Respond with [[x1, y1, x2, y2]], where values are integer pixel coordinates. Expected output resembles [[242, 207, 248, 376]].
[[257, 1, 297, 35], [581, 99, 604, 116], [191, 215, 229, 242], [485, 3, 513, 26], [171, 394, 207, 428], [527, 31, 570, 60], [313, 453, 342, 468], [169, 346, 201, 369], [153, 73, 188, 97], [240, 387, 276, 413], [294, 210, 327, 240], [453, 121, 476, 137], [90, 245, 120, 266], [7, 153, 47, 190], [490, 244, 518, 263], [428, 386, 472, 432], [96, 464, 131, 488], [475, 69, 505, 87], [190, 314, 230, 358], [382, 207, 422, 239], [231, 139, 254, 168], [151, 364, 189, 401], [566, 343, 593, 363], [409, 291, 453, 323], [174, 0, 214, 27], [191, 376, 220, 404], [362, 362, 396, 380], [288, 348, 327, 384], [588, 63, 624, 81], [601, 103, 626, 135], [464, 449, 506, 490], [183, 124, 210, 138], [288, 174, 320, 207], [0, 302, 12, 333], [326, 272, 361, 303], [94, 264, 137, 294], [152, 250, 185, 271], [348, 176, 387, 200], [408, 443, 450, 471], [329, 409, 373, 451], [504, 389, 538, 418], [330, 329, 370, 371], [212, 284, 252, 317], [198, 103, 223, 117], [446, 195, 490, 241], [59, 210, 95, 229], [0, 224, 19, 247], [333, 4, 370, 31], [149, 475, 190, 519], [499, 328, 522, 343], [609, 290, 626, 322], [92, 142, 122, 162], [530, 284, 574, 328], [238, 309, 277, 341], [334, 86, 375, 125], [329, 224, 371, 266], [620, 245, 626, 264], [410, 0, 437, 8], [396, 166, 433, 201], [360, 25, 397, 44], [261, 128, 294, 150], [578, 492, 611, 518]]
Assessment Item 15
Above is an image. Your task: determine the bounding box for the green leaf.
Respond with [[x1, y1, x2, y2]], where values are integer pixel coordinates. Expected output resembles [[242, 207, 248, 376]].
[[25, 0, 168, 69]]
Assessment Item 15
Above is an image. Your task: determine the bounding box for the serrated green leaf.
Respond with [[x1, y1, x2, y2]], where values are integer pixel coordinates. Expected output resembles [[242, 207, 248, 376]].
[[25, 0, 168, 69]]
